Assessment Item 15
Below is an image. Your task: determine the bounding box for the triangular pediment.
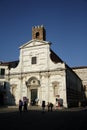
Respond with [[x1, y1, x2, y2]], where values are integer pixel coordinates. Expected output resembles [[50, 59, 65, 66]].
[[19, 40, 51, 49]]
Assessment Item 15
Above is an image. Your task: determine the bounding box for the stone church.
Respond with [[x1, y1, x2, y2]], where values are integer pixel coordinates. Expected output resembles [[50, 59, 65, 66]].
[[0, 25, 87, 108]]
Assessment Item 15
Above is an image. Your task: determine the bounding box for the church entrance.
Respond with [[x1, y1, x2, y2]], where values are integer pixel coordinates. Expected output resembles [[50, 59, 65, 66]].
[[26, 76, 40, 106], [31, 89, 37, 105]]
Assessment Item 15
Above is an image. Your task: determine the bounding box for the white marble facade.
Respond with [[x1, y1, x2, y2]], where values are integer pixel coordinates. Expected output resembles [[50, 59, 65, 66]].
[[9, 39, 67, 107], [1, 25, 84, 108]]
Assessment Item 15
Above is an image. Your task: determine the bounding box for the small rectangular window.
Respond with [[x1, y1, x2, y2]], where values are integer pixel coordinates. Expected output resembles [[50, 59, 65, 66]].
[[31, 57, 37, 64], [0, 69, 5, 75]]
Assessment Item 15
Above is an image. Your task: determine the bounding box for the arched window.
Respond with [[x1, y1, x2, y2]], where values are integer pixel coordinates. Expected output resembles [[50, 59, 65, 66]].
[[52, 81, 59, 96], [36, 32, 39, 38]]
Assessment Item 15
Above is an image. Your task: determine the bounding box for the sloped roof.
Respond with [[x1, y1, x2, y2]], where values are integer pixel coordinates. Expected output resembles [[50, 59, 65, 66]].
[[72, 66, 87, 69], [0, 60, 19, 69], [50, 49, 63, 63]]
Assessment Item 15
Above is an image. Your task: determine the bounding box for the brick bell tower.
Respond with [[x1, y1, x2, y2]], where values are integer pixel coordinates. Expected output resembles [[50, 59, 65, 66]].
[[32, 25, 46, 41]]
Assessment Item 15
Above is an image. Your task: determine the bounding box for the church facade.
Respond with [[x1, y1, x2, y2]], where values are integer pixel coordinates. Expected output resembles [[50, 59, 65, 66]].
[[0, 25, 86, 108]]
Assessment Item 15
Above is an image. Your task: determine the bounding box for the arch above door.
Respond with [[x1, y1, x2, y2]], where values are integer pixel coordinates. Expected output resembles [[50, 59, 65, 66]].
[[26, 77, 40, 88]]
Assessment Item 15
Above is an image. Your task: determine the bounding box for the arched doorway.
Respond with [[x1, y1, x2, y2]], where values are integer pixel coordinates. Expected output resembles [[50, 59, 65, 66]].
[[26, 77, 40, 105]]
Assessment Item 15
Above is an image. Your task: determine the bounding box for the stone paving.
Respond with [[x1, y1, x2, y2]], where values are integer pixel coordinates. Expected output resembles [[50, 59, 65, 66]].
[[0, 106, 87, 130]]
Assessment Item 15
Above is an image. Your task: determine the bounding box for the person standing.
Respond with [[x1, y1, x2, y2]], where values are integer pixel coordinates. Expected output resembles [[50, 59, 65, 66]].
[[23, 100, 28, 111], [50, 103, 53, 111], [42, 100, 45, 113], [19, 99, 23, 114], [47, 102, 50, 111]]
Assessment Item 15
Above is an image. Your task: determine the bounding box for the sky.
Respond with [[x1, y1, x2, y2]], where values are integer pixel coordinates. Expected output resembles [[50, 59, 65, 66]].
[[0, 0, 87, 67]]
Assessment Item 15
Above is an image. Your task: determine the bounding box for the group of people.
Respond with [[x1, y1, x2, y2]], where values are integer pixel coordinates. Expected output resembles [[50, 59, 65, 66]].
[[19, 99, 60, 113], [42, 101, 54, 112], [19, 99, 28, 114], [47, 102, 54, 111]]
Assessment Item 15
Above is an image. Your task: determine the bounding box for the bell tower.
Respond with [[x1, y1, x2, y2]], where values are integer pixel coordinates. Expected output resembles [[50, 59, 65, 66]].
[[32, 25, 46, 41]]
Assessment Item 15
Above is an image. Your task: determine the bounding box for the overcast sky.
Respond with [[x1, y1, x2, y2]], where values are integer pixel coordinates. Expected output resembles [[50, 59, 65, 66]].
[[0, 0, 87, 67]]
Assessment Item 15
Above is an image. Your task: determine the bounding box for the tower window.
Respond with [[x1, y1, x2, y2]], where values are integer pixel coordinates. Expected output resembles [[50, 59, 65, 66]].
[[36, 32, 39, 39], [31, 57, 37, 64]]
